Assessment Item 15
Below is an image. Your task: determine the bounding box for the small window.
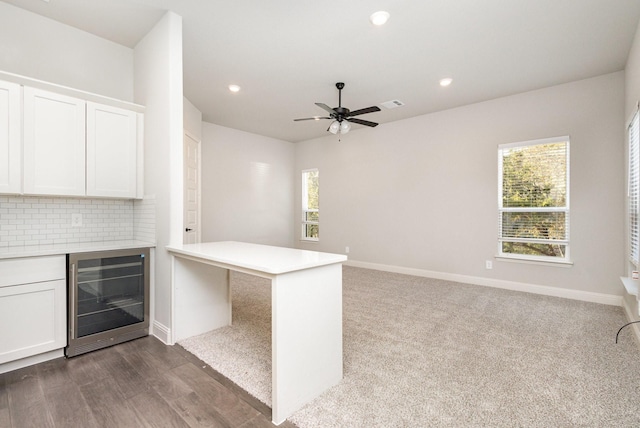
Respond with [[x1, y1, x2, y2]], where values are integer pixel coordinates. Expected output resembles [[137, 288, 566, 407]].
[[302, 169, 319, 241], [498, 137, 570, 262], [629, 111, 640, 266]]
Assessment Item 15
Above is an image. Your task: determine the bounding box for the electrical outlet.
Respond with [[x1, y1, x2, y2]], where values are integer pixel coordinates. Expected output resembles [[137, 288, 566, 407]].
[[345, 246, 350, 254], [485, 260, 493, 269], [71, 213, 83, 227]]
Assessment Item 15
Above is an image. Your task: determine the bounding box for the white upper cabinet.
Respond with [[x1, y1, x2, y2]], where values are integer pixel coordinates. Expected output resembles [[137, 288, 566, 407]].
[[0, 80, 21, 194], [0, 72, 144, 199], [23, 87, 86, 197], [86, 102, 138, 198]]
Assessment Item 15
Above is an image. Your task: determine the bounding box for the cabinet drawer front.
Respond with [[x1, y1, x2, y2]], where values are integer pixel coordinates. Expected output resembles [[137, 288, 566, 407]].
[[0, 255, 66, 287], [0, 279, 66, 364]]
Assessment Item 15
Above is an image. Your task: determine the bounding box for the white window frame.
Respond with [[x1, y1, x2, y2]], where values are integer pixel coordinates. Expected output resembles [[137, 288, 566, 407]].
[[628, 111, 640, 267], [301, 168, 319, 241], [498, 136, 571, 264]]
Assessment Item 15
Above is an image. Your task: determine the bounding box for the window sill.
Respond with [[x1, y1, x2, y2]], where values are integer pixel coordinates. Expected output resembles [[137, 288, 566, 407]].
[[300, 239, 318, 243], [495, 255, 573, 268], [620, 277, 639, 297]]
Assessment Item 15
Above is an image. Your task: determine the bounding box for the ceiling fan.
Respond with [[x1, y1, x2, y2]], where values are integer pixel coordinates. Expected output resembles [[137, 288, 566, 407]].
[[294, 82, 380, 134]]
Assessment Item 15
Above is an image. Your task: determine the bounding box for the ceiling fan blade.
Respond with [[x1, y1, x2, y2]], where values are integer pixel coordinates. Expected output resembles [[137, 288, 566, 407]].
[[348, 106, 381, 117], [294, 117, 331, 121], [315, 103, 336, 114], [346, 117, 378, 127]]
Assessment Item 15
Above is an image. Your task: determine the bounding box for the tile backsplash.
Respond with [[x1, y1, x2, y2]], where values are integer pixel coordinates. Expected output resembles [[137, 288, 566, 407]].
[[133, 196, 156, 244], [0, 195, 156, 248]]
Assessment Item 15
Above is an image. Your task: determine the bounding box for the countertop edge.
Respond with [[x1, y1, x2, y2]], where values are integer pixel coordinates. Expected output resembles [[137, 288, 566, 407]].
[[0, 240, 156, 260], [166, 242, 347, 275]]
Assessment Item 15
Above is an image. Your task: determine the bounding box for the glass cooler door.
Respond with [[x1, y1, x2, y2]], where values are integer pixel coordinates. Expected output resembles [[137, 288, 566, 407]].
[[74, 253, 146, 338]]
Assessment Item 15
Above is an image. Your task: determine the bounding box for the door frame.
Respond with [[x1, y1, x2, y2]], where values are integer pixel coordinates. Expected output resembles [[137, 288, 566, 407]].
[[183, 130, 202, 244]]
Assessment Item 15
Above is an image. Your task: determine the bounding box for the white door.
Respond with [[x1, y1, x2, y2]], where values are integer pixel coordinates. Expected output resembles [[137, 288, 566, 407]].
[[0, 80, 21, 194], [23, 87, 86, 196], [86, 102, 138, 198], [183, 132, 200, 244]]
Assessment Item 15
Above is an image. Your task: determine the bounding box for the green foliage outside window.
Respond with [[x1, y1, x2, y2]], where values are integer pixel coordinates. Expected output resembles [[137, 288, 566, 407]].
[[306, 170, 319, 211], [303, 170, 319, 239], [500, 142, 568, 258]]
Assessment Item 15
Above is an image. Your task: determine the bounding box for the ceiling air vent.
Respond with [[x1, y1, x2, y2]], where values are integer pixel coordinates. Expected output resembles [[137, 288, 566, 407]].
[[381, 100, 405, 109]]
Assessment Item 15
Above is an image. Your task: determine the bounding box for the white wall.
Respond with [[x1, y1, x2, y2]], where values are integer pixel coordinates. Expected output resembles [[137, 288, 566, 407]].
[[134, 11, 184, 342], [0, 2, 134, 102], [201, 122, 295, 248], [296, 72, 625, 297], [184, 97, 202, 141]]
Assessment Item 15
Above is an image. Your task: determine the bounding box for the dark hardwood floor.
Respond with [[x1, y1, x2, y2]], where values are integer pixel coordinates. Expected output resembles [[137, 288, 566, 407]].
[[0, 336, 299, 428]]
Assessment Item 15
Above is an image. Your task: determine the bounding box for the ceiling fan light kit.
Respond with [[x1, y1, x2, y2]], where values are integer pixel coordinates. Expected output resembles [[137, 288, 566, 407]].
[[294, 82, 380, 136]]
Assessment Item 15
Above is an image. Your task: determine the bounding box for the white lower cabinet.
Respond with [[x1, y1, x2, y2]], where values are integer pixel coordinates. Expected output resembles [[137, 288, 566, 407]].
[[0, 256, 66, 371]]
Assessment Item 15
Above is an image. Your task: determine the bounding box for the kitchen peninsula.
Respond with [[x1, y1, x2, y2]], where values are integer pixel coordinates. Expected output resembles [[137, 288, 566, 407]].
[[166, 241, 346, 425]]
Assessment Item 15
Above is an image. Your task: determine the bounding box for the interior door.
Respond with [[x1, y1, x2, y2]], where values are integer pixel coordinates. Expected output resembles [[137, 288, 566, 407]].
[[183, 132, 200, 244]]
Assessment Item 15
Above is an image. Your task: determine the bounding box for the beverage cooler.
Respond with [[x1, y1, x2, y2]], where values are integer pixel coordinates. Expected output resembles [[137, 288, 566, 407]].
[[66, 248, 150, 357]]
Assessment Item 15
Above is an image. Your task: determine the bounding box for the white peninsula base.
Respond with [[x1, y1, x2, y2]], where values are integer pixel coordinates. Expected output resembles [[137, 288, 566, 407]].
[[166, 241, 347, 425]]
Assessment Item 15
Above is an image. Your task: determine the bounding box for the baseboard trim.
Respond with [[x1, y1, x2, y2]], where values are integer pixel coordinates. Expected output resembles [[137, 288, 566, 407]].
[[151, 320, 171, 345], [345, 260, 622, 306], [0, 349, 64, 375], [621, 298, 640, 348]]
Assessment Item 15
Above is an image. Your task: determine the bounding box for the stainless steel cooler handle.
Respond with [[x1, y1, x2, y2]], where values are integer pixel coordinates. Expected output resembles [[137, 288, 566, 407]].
[[69, 263, 76, 341]]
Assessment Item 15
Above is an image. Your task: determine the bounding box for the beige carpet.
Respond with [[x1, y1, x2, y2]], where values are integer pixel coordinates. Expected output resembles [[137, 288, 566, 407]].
[[179, 266, 640, 427]]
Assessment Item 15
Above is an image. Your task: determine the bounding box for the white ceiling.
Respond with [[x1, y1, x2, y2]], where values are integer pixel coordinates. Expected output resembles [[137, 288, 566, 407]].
[[3, 0, 640, 142]]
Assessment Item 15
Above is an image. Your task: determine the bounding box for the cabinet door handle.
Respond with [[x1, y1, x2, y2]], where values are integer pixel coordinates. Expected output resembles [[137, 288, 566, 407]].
[[185, 228, 192, 232]]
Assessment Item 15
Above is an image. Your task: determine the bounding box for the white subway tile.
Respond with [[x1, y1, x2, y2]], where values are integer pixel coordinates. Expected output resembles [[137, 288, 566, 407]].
[[1, 195, 143, 247]]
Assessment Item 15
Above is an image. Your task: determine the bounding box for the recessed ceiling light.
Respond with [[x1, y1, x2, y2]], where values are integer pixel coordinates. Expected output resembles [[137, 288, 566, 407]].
[[370, 11, 390, 26], [439, 78, 453, 87], [228, 84, 241, 93]]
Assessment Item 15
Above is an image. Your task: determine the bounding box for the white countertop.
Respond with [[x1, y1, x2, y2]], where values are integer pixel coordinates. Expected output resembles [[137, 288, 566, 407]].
[[166, 241, 347, 274], [0, 240, 155, 259]]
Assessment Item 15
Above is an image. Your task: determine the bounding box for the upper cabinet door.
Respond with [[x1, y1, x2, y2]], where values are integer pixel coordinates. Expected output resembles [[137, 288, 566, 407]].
[[0, 80, 21, 194], [23, 87, 86, 196], [86, 102, 138, 198]]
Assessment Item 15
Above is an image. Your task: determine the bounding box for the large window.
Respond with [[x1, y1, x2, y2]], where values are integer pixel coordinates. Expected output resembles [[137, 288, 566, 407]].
[[498, 137, 570, 262], [629, 111, 640, 266], [302, 169, 319, 241]]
